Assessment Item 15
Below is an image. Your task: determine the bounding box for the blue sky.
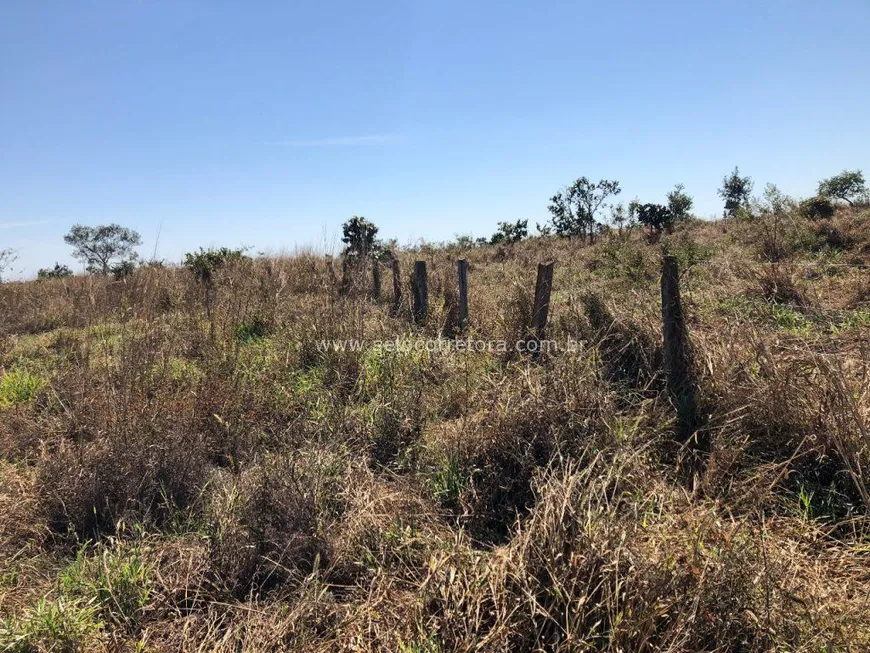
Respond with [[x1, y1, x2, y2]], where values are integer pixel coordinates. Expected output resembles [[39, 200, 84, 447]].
[[1, 0, 868, 278]]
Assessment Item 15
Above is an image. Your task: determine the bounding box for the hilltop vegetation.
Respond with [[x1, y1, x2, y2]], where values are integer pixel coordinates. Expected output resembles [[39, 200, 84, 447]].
[[1, 194, 870, 650]]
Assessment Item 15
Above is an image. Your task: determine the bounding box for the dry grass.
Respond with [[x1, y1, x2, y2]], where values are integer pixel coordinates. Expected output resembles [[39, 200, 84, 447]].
[[1, 208, 869, 651]]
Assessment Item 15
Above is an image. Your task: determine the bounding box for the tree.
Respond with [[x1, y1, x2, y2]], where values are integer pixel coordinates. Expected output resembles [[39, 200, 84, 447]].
[[0, 248, 17, 282], [64, 224, 142, 275], [341, 216, 379, 258], [636, 203, 674, 234], [547, 177, 621, 242], [490, 219, 528, 245], [37, 263, 73, 279], [718, 167, 753, 218], [818, 169, 867, 206], [666, 184, 694, 221], [761, 183, 793, 216]]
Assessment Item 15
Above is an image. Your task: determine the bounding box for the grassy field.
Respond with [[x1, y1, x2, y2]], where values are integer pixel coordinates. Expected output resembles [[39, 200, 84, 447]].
[[1, 208, 870, 651]]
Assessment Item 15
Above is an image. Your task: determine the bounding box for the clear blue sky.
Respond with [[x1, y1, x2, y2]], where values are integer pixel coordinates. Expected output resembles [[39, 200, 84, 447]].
[[1, 0, 868, 278]]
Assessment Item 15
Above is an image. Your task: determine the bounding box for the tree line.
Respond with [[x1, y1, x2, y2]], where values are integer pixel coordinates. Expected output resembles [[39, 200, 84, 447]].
[[2, 168, 865, 282]]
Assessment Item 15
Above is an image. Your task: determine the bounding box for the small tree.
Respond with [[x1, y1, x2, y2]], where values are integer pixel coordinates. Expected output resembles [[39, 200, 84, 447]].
[[636, 203, 674, 234], [37, 263, 73, 279], [818, 169, 867, 206], [718, 167, 753, 218], [0, 248, 18, 282], [341, 216, 379, 258], [490, 219, 528, 245], [761, 183, 793, 216], [64, 224, 142, 275], [547, 177, 621, 243], [666, 184, 694, 221]]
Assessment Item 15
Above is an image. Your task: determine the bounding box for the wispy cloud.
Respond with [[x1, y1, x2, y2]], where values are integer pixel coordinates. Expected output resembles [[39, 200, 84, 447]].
[[0, 220, 52, 230], [269, 134, 397, 147]]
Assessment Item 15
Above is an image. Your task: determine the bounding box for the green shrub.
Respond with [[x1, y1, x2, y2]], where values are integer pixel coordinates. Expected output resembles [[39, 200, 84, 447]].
[[597, 239, 649, 282], [183, 246, 248, 283], [37, 263, 73, 279], [662, 236, 715, 270], [799, 196, 835, 220], [234, 316, 270, 343]]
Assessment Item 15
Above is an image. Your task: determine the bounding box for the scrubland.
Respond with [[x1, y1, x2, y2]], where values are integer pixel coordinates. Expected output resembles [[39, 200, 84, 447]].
[[1, 208, 870, 651]]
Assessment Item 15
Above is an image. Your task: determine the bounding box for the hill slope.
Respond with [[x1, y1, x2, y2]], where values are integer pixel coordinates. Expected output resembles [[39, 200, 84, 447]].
[[1, 208, 869, 651]]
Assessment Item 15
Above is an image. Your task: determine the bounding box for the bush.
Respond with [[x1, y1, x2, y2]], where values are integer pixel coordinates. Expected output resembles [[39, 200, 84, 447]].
[[39, 430, 209, 539], [234, 316, 270, 343], [183, 247, 248, 284], [37, 263, 73, 280], [800, 196, 835, 221]]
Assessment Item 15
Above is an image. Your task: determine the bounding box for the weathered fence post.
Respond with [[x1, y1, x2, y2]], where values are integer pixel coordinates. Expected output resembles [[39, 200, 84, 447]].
[[412, 260, 428, 325], [391, 259, 401, 316], [661, 255, 701, 450], [529, 261, 554, 355], [457, 258, 469, 330], [371, 258, 381, 300]]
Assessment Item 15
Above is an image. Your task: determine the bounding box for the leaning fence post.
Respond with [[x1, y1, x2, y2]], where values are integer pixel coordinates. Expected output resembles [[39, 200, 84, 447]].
[[371, 258, 381, 300], [412, 260, 428, 324], [661, 255, 701, 449], [457, 258, 469, 330], [391, 259, 401, 316], [529, 262, 554, 354]]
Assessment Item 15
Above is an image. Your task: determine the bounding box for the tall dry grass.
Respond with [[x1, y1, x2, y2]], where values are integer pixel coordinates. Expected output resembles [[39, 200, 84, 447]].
[[1, 207, 869, 651]]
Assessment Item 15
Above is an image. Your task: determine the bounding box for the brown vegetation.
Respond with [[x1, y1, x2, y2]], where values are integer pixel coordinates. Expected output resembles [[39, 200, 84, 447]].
[[1, 206, 869, 651]]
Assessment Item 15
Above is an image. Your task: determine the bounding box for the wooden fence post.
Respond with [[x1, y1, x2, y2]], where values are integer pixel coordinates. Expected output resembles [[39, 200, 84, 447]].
[[391, 259, 401, 316], [412, 260, 428, 324], [661, 255, 701, 449], [528, 262, 554, 355], [371, 258, 381, 300], [457, 258, 469, 330]]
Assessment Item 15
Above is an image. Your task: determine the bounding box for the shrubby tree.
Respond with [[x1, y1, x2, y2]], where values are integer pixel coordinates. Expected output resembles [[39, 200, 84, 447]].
[[547, 177, 621, 243], [490, 219, 528, 245], [609, 204, 628, 236], [818, 169, 867, 206], [183, 246, 249, 284], [64, 223, 141, 275], [341, 216, 379, 257], [0, 248, 17, 282], [636, 203, 674, 234], [761, 183, 793, 216], [718, 167, 753, 218], [37, 263, 73, 279], [666, 184, 694, 221]]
